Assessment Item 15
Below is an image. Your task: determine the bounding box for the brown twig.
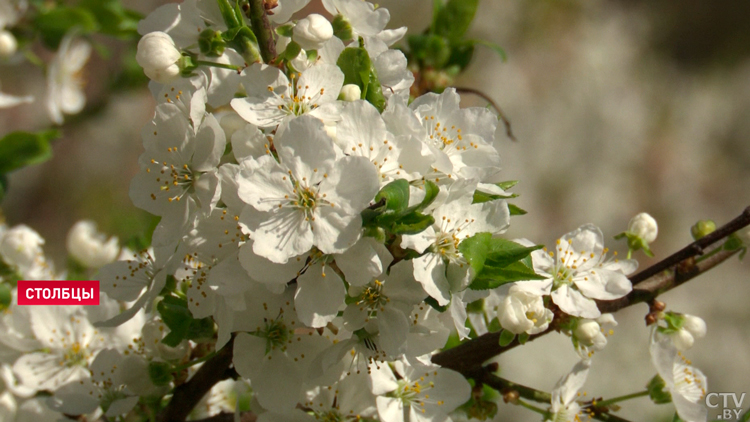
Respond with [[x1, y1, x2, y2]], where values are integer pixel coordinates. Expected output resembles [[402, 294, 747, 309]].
[[455, 87, 517, 141], [191, 412, 257, 422], [474, 367, 636, 422], [157, 336, 236, 422], [432, 207, 750, 374], [628, 205, 750, 285]]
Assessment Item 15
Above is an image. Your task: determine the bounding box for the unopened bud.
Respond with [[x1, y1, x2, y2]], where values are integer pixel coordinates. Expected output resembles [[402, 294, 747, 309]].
[[691, 219, 716, 241], [628, 212, 658, 243], [670, 328, 695, 351], [338, 84, 361, 101], [293, 14, 333, 51], [332, 14, 353, 41], [574, 320, 601, 345], [136, 32, 182, 83], [682, 314, 706, 339], [0, 30, 17, 58]]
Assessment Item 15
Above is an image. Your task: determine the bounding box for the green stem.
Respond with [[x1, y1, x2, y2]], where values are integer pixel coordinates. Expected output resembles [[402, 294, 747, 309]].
[[593, 390, 649, 408], [245, 0, 276, 63], [517, 399, 549, 417], [172, 351, 216, 373], [194, 60, 243, 72], [694, 245, 723, 264], [626, 249, 633, 260]]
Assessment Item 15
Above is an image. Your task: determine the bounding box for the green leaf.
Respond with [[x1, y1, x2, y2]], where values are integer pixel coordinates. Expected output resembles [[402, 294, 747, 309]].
[[672, 413, 684, 422], [364, 67, 387, 112], [374, 179, 410, 214], [425, 296, 448, 312], [389, 212, 435, 235], [147, 361, 173, 386], [0, 283, 11, 311], [332, 14, 353, 41], [498, 329, 515, 347], [469, 260, 546, 290], [458, 232, 492, 274], [77, 0, 141, 39], [216, 0, 242, 30], [484, 239, 543, 268], [156, 295, 215, 346], [459, 235, 541, 276], [224, 26, 261, 64], [433, 0, 479, 43], [0, 130, 59, 174], [407, 34, 451, 68], [496, 180, 519, 191], [518, 332, 530, 344], [646, 375, 672, 404], [278, 40, 301, 62], [724, 234, 744, 251], [34, 6, 99, 49], [446, 41, 475, 70], [157, 296, 193, 347], [337, 47, 372, 93], [468, 39, 507, 62], [0, 173, 7, 202], [275, 23, 294, 37], [410, 180, 440, 214], [187, 317, 215, 341], [508, 203, 527, 216]]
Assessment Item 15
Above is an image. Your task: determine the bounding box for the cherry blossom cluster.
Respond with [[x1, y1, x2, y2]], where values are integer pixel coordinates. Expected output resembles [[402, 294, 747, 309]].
[[0, 1, 719, 421]]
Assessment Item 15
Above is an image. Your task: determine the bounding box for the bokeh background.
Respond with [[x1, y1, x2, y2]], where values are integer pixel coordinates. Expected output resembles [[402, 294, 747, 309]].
[[1, 0, 749, 420]]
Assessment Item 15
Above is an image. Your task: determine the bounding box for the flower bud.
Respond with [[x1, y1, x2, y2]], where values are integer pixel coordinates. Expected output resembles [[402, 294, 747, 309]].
[[0, 30, 17, 58], [682, 314, 706, 339], [670, 328, 695, 351], [338, 84, 361, 101], [293, 14, 333, 51], [574, 319, 601, 346], [691, 219, 716, 240], [66, 220, 119, 268], [628, 212, 658, 243], [136, 32, 182, 83], [0, 225, 44, 270]]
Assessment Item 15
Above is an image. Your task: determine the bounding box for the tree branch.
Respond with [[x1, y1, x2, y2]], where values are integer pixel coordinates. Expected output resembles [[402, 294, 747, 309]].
[[455, 87, 517, 141], [190, 412, 257, 422], [432, 206, 750, 374], [157, 336, 236, 422], [628, 205, 750, 285], [245, 0, 276, 63], [474, 368, 635, 422]]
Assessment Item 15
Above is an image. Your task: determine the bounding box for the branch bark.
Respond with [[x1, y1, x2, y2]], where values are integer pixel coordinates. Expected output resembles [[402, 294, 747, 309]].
[[157, 336, 236, 422], [474, 368, 636, 422], [455, 87, 516, 142], [431, 206, 750, 374]]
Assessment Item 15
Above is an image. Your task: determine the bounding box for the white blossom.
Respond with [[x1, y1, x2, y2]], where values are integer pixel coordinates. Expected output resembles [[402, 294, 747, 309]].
[[650, 329, 708, 422], [66, 221, 119, 269], [529, 224, 637, 318], [46, 33, 91, 125]]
